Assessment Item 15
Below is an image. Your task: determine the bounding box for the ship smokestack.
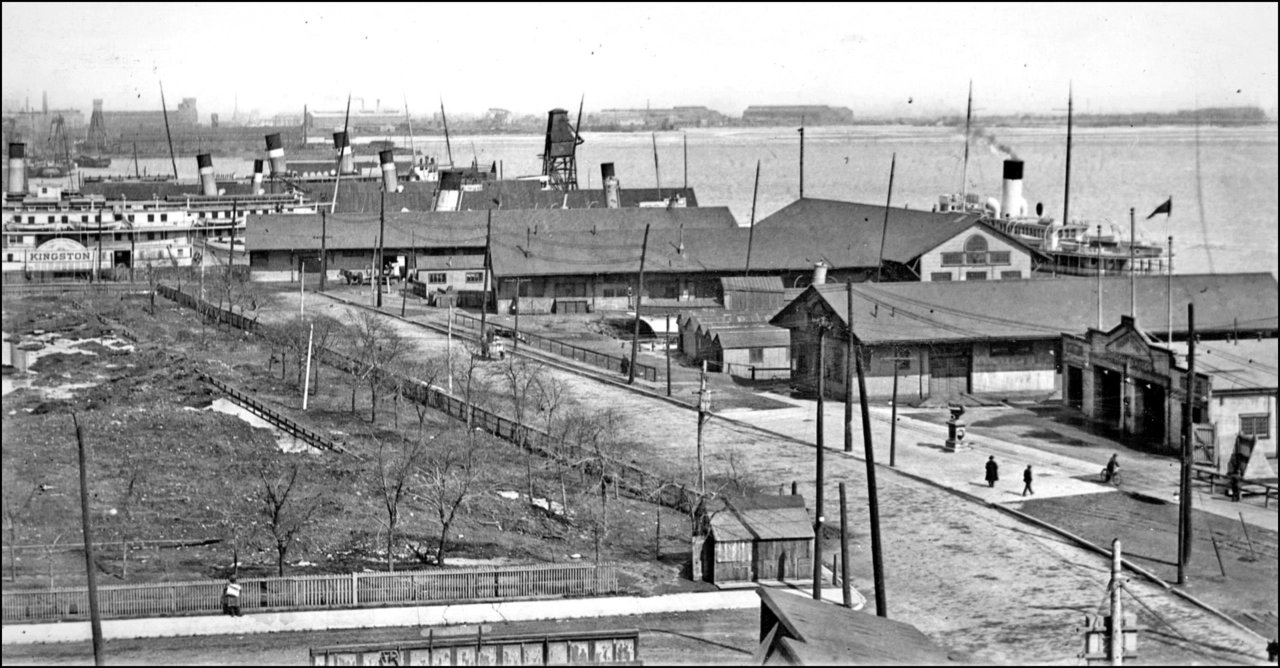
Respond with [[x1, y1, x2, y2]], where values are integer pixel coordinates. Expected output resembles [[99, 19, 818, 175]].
[[196, 153, 217, 196], [333, 131, 354, 174], [7, 143, 26, 195], [379, 149, 397, 192], [812, 261, 829, 286], [252, 159, 265, 194], [601, 163, 620, 209], [1000, 159, 1027, 218], [265, 133, 286, 176]]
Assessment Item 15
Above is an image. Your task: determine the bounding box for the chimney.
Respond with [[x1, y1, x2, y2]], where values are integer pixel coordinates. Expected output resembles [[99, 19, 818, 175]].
[[7, 143, 26, 195], [379, 149, 397, 192], [601, 163, 620, 209], [333, 131, 354, 174], [265, 133, 286, 176], [1000, 159, 1027, 218], [812, 261, 829, 286], [252, 159, 265, 194], [196, 154, 217, 196]]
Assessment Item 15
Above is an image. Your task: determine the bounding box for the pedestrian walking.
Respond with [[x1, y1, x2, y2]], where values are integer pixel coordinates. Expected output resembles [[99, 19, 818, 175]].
[[984, 456, 999, 488], [1022, 465, 1034, 496], [222, 576, 242, 617]]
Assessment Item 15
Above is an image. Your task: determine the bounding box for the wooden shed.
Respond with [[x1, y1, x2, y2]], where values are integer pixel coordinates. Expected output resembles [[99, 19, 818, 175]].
[[700, 495, 814, 585]]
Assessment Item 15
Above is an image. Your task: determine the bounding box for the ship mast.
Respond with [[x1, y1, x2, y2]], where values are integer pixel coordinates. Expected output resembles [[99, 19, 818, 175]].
[[961, 79, 972, 202], [1063, 82, 1073, 227]]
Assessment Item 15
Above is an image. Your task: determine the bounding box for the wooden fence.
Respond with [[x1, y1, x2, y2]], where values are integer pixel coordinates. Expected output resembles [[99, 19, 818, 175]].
[[1, 563, 618, 624], [202, 375, 343, 453], [2, 281, 153, 298], [155, 285, 709, 516], [451, 311, 660, 382]]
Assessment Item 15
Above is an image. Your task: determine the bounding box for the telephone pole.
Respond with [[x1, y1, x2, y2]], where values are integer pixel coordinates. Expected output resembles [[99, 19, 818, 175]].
[[697, 360, 709, 495], [845, 282, 854, 452], [376, 192, 386, 308], [1177, 303, 1195, 584], [629, 224, 651, 384], [73, 413, 105, 665], [812, 316, 829, 600]]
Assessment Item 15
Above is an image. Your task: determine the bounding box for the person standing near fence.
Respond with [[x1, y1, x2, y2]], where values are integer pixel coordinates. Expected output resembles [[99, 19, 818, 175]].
[[223, 576, 242, 617]]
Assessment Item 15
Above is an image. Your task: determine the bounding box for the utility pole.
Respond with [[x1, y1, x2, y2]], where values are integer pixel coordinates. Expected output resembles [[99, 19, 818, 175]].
[[319, 210, 327, 292], [480, 210, 492, 356], [299, 257, 305, 317], [745, 160, 761, 274], [376, 192, 386, 308], [697, 360, 709, 495], [855, 327, 887, 617], [72, 413, 105, 665], [682, 133, 688, 190], [629, 224, 651, 384], [798, 119, 805, 199], [839, 482, 852, 608], [512, 277, 529, 351], [302, 323, 314, 410], [1177, 303, 1195, 584], [1110, 539, 1124, 666], [888, 351, 911, 467], [666, 312, 673, 397], [1096, 225, 1103, 329], [812, 316, 829, 600], [845, 282, 854, 452], [401, 230, 414, 318]]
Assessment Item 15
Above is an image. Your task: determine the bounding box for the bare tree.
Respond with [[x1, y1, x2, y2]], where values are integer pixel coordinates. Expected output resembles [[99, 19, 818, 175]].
[[501, 357, 545, 500], [255, 460, 322, 577], [563, 407, 627, 564], [345, 310, 407, 423], [452, 341, 494, 429], [107, 443, 149, 580], [372, 431, 430, 572], [2, 483, 39, 583], [711, 446, 761, 499], [533, 374, 572, 514], [412, 427, 485, 567], [401, 357, 446, 439]]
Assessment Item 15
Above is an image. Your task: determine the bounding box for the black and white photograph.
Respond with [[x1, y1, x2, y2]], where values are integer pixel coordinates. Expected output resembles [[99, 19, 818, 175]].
[[2, 2, 1276, 665]]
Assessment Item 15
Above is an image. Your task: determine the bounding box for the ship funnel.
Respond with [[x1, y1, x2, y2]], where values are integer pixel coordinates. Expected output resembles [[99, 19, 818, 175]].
[[1000, 159, 1027, 218], [196, 153, 217, 196], [265, 133, 286, 176], [379, 150, 397, 192], [333, 131, 354, 174], [252, 159, 265, 194], [7, 143, 26, 195], [601, 163, 620, 209], [812, 261, 829, 286]]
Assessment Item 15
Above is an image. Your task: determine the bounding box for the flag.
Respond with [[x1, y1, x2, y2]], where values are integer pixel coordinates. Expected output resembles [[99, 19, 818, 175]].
[[1146, 197, 1172, 219]]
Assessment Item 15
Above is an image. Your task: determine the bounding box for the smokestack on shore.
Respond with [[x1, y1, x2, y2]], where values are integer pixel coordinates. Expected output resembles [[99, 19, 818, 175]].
[[7, 143, 26, 195], [1000, 159, 1027, 218], [196, 154, 217, 196], [265, 133, 286, 176], [379, 150, 397, 191], [333, 131, 354, 174], [601, 163, 620, 209], [252, 159, 265, 194]]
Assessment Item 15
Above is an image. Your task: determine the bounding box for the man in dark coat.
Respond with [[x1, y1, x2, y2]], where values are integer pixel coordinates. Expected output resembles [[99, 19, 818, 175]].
[[985, 456, 999, 487], [1022, 465, 1035, 496]]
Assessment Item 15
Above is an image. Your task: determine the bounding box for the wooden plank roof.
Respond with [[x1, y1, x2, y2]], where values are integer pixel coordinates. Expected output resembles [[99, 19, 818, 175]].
[[758, 588, 953, 665]]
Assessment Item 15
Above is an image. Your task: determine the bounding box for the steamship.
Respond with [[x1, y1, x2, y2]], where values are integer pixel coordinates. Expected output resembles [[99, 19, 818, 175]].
[[3, 143, 317, 278]]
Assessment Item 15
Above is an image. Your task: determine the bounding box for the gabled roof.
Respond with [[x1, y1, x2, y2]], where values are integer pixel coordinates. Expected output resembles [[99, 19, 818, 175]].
[[750, 197, 1037, 267], [770, 274, 1279, 344], [457, 179, 699, 210], [757, 589, 953, 665], [713, 327, 792, 350], [721, 276, 785, 293], [710, 505, 814, 542], [245, 207, 738, 253]]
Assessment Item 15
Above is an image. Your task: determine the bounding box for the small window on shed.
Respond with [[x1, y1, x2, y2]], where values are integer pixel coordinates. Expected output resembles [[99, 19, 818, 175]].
[[464, 271, 484, 284], [930, 272, 953, 281], [1240, 414, 1271, 439], [749, 347, 764, 364], [427, 272, 446, 284]]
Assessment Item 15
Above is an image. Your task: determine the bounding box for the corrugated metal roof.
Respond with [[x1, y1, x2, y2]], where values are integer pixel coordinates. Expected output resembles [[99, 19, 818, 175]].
[[713, 326, 791, 350], [721, 276, 786, 293], [457, 180, 699, 210], [246, 207, 738, 253], [710, 506, 814, 542], [770, 274, 1279, 344]]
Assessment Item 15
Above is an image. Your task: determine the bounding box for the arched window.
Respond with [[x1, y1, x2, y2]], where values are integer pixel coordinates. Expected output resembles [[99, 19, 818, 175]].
[[964, 235, 989, 264]]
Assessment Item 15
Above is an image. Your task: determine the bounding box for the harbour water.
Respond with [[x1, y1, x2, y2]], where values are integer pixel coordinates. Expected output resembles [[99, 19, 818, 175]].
[[70, 125, 1278, 278]]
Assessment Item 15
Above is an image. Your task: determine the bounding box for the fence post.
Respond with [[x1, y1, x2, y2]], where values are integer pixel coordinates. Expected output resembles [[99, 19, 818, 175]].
[[352, 572, 359, 606]]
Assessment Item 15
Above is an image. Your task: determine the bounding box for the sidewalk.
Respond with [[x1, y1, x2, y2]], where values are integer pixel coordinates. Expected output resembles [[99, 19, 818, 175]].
[[1, 585, 847, 646], [725, 393, 1278, 532]]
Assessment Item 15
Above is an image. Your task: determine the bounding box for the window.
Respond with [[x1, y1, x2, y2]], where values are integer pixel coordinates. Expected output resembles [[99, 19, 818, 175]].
[[748, 347, 764, 364], [148, 214, 154, 223], [1000, 270, 1022, 280], [464, 271, 484, 284], [941, 252, 964, 266], [964, 235, 989, 253], [990, 251, 1011, 265], [5, 254, 12, 262], [1240, 414, 1271, 439], [61, 215, 69, 224], [990, 341, 1035, 357], [160, 214, 168, 222], [426, 272, 446, 284], [930, 272, 953, 281], [147, 232, 155, 240], [965, 271, 988, 281]]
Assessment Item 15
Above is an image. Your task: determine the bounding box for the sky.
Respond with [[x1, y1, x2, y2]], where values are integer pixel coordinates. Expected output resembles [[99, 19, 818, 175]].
[[2, 2, 1277, 120]]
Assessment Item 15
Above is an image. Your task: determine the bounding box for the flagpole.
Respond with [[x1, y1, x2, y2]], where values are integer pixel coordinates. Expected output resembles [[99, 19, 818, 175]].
[[1167, 235, 1174, 345], [1129, 207, 1136, 319]]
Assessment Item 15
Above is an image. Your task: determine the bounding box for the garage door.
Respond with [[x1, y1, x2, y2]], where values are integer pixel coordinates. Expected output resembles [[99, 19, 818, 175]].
[[929, 346, 971, 399]]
